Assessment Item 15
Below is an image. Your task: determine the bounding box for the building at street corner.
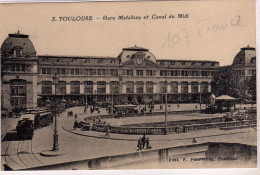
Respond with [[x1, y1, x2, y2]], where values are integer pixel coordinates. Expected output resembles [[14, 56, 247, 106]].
[[232, 45, 256, 78], [1, 32, 220, 110], [231, 46, 256, 100]]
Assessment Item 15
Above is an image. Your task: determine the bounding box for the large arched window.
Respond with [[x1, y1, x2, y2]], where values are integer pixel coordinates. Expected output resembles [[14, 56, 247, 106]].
[[191, 82, 198, 93], [201, 82, 208, 93], [84, 81, 93, 94], [97, 81, 106, 94], [250, 57, 256, 64], [110, 81, 119, 94], [170, 82, 178, 93], [181, 81, 188, 93], [159, 81, 167, 93], [42, 81, 52, 95], [136, 81, 144, 93], [57, 81, 66, 95], [70, 81, 80, 94], [146, 81, 154, 93], [126, 81, 134, 93]]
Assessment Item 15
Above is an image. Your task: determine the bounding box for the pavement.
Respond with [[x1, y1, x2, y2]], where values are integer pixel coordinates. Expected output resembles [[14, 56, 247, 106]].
[[1, 104, 257, 170]]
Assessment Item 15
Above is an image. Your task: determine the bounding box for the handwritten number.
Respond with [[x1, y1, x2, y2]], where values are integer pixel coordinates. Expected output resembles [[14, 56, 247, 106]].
[[172, 34, 180, 46], [182, 28, 189, 46]]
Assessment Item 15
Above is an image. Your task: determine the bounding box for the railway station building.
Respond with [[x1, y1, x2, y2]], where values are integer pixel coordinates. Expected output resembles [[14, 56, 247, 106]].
[[232, 46, 256, 78], [1, 32, 220, 110]]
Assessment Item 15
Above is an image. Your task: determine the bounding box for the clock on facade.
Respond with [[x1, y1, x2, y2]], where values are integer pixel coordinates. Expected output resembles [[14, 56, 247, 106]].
[[136, 57, 144, 65]]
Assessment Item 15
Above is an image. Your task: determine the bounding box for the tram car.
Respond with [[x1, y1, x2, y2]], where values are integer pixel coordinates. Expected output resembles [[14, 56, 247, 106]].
[[34, 111, 53, 130], [16, 118, 34, 140]]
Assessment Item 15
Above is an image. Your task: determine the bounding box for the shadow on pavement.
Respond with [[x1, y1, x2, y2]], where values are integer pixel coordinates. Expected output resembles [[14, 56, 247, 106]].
[[2, 130, 33, 141]]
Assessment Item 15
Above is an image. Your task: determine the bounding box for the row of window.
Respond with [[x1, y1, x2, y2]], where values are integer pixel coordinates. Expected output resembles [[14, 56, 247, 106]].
[[235, 70, 245, 75], [40, 67, 214, 77], [160, 70, 212, 77], [5, 63, 27, 72], [41, 68, 119, 76], [248, 69, 256, 75], [41, 81, 209, 95], [235, 69, 256, 76], [158, 61, 216, 67]]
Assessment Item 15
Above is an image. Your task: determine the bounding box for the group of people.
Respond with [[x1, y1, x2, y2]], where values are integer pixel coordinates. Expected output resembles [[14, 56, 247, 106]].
[[138, 103, 155, 114], [90, 106, 100, 114], [67, 110, 74, 117], [137, 134, 151, 151]]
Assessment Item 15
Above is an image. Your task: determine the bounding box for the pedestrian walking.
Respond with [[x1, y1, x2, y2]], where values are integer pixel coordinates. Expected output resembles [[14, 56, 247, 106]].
[[141, 134, 147, 149], [146, 137, 151, 149], [75, 113, 78, 120], [73, 120, 78, 130], [211, 107, 215, 115], [192, 138, 197, 143], [137, 137, 142, 151], [105, 126, 110, 137], [175, 127, 179, 134], [84, 106, 87, 113]]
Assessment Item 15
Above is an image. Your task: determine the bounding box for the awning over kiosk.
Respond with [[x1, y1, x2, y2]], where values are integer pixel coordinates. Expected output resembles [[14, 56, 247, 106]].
[[215, 95, 237, 112], [216, 95, 237, 101]]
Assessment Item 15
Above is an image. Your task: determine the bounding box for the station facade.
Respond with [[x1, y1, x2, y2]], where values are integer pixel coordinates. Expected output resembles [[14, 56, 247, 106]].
[[232, 46, 256, 78], [1, 32, 220, 109]]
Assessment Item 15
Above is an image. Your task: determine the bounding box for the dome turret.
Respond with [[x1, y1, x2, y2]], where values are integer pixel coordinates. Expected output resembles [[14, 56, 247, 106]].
[[1, 31, 36, 57], [232, 46, 256, 66]]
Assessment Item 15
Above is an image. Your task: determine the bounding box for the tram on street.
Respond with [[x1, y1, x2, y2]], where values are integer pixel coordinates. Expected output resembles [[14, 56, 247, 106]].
[[33, 111, 53, 130], [16, 118, 34, 140]]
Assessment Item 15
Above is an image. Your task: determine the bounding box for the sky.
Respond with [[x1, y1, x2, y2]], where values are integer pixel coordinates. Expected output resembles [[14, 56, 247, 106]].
[[0, 0, 256, 66]]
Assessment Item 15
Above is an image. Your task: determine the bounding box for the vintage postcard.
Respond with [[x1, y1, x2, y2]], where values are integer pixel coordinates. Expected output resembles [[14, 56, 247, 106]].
[[0, 0, 258, 172]]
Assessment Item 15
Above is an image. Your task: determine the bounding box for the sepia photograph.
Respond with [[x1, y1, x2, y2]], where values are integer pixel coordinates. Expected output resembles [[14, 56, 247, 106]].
[[0, 0, 258, 172]]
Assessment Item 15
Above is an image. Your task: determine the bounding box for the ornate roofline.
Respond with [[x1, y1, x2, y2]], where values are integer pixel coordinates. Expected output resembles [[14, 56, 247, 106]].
[[38, 55, 117, 59], [157, 59, 219, 63]]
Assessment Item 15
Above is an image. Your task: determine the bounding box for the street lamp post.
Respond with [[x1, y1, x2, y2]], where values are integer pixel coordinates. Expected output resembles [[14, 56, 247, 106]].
[[94, 90, 97, 104], [52, 75, 59, 151], [111, 90, 114, 115], [85, 93, 88, 107], [200, 89, 202, 110], [61, 98, 67, 111], [165, 82, 168, 135], [46, 97, 51, 110]]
